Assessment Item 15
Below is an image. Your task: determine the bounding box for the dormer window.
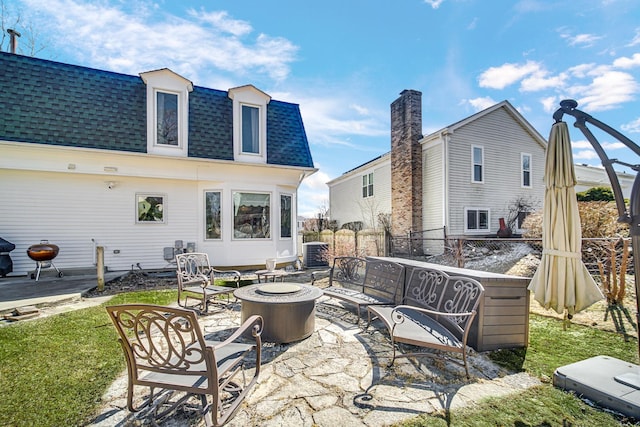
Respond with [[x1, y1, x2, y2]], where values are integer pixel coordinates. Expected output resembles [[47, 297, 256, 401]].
[[156, 91, 178, 146], [242, 104, 260, 154], [140, 69, 193, 157], [229, 85, 271, 163]]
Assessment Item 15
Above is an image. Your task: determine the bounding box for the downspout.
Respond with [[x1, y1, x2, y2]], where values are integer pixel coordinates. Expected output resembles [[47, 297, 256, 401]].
[[294, 171, 311, 261], [442, 131, 451, 237]]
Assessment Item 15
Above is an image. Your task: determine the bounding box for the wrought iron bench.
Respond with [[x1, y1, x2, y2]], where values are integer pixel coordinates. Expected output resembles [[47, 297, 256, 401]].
[[312, 256, 405, 324], [106, 303, 263, 426], [367, 267, 484, 378]]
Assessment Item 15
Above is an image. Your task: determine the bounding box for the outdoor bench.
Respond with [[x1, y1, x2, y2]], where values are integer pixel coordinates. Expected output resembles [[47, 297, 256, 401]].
[[367, 266, 484, 378], [311, 256, 405, 323]]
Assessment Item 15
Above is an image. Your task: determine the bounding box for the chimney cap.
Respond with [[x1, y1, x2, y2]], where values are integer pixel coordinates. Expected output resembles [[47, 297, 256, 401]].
[[7, 28, 21, 37]]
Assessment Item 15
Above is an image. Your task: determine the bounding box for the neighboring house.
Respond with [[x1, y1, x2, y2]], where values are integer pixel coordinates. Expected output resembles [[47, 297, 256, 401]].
[[328, 153, 391, 229], [574, 163, 635, 199], [0, 51, 316, 276], [329, 90, 547, 254]]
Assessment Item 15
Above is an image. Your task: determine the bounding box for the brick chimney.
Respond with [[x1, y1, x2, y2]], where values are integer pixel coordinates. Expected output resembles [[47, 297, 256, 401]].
[[390, 89, 422, 242]]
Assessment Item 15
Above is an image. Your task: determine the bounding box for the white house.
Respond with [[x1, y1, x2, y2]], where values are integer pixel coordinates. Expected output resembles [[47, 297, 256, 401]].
[[0, 52, 316, 276], [574, 163, 635, 199], [329, 90, 547, 254]]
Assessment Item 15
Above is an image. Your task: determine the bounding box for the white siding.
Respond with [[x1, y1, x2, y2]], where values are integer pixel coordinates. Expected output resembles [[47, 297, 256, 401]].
[[329, 160, 391, 228], [446, 107, 546, 236], [422, 141, 445, 254], [0, 143, 309, 275], [574, 164, 635, 199]]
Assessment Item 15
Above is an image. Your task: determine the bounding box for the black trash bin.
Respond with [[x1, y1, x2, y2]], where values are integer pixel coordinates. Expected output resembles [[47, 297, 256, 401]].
[[0, 237, 15, 277]]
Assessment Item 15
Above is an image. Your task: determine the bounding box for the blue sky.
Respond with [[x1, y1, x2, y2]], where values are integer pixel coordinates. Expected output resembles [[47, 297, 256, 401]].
[[5, 0, 640, 217]]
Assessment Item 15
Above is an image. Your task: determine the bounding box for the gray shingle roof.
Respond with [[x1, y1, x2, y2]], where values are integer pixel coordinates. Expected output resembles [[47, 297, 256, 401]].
[[0, 51, 314, 168]]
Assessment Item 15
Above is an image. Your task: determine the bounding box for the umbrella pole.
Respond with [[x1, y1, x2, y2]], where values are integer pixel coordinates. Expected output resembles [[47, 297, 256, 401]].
[[631, 235, 640, 360], [612, 193, 640, 388], [629, 173, 640, 362]]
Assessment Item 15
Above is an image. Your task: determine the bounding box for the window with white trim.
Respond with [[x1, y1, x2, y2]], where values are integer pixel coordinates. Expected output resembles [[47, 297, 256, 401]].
[[140, 69, 193, 157], [241, 104, 260, 154], [521, 153, 532, 188], [472, 145, 484, 183], [156, 91, 179, 146], [362, 173, 373, 198], [229, 85, 270, 163], [280, 194, 292, 238], [136, 193, 166, 223], [465, 208, 490, 232], [204, 191, 222, 240], [232, 191, 271, 239]]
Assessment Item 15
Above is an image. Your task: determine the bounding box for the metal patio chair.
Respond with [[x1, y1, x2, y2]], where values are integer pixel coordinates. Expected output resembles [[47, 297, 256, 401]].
[[176, 253, 241, 311], [106, 303, 263, 426]]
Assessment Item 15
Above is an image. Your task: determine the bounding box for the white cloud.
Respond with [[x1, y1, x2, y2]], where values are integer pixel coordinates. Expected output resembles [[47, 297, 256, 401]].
[[627, 27, 640, 47], [568, 63, 598, 78], [298, 96, 388, 150], [424, 0, 444, 9], [540, 96, 559, 113], [573, 149, 599, 160], [572, 140, 625, 162], [475, 58, 640, 114], [21, 0, 298, 82], [298, 170, 331, 217], [521, 70, 567, 92], [603, 141, 626, 150], [578, 70, 640, 111], [464, 97, 498, 111], [563, 33, 603, 47], [188, 10, 252, 36], [621, 117, 640, 133], [350, 104, 370, 115], [572, 140, 592, 149], [302, 170, 330, 191], [478, 61, 542, 89], [613, 53, 640, 69]]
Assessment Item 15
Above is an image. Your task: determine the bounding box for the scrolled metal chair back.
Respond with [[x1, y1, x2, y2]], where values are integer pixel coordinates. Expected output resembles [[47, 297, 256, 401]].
[[176, 252, 211, 284], [107, 304, 211, 376], [439, 276, 484, 331], [332, 257, 366, 286], [405, 267, 450, 311]]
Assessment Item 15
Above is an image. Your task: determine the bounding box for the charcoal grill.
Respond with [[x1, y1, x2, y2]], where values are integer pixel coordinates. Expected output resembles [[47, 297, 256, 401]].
[[27, 240, 63, 281]]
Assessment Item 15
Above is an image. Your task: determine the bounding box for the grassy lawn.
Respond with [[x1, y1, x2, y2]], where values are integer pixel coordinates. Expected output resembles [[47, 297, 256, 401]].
[[402, 314, 640, 426], [0, 289, 638, 426], [0, 290, 176, 427]]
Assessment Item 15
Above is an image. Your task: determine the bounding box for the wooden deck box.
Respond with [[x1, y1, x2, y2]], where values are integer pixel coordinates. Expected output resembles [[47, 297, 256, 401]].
[[376, 257, 531, 352]]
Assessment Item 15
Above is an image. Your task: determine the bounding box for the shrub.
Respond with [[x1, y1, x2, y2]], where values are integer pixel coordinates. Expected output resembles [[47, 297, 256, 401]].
[[522, 201, 629, 239], [576, 186, 615, 202]]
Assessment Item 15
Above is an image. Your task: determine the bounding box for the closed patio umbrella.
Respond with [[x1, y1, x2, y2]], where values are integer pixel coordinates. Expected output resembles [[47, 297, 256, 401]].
[[528, 121, 604, 316]]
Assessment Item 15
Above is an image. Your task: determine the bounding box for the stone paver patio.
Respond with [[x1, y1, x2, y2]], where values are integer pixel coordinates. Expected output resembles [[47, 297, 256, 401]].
[[90, 297, 541, 426]]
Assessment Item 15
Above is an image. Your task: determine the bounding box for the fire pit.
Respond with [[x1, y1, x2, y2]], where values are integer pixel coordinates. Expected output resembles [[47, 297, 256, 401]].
[[234, 283, 323, 343], [27, 240, 63, 281]]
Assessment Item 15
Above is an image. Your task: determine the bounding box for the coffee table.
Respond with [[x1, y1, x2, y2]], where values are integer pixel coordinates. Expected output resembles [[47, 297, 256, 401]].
[[254, 269, 289, 283], [233, 283, 323, 343]]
